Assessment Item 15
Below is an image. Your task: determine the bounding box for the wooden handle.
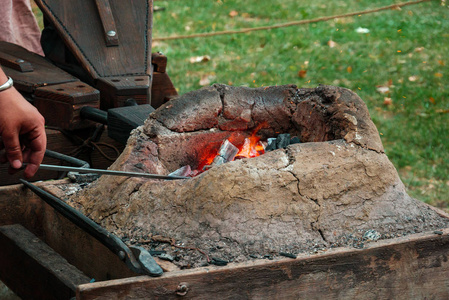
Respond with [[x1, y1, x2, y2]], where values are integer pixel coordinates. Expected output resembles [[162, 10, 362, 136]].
[[0, 52, 34, 72], [95, 0, 119, 47]]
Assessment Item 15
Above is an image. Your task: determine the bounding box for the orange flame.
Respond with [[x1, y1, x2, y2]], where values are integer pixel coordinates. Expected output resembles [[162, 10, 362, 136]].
[[235, 122, 267, 158], [197, 123, 267, 172], [235, 137, 264, 158]]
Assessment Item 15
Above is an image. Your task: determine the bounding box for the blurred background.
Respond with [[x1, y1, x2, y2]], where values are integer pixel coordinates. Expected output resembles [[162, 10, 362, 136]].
[[32, 0, 449, 210]]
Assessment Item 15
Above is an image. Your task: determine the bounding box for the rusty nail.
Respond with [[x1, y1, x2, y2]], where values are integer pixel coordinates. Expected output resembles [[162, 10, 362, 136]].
[[176, 282, 188, 296]]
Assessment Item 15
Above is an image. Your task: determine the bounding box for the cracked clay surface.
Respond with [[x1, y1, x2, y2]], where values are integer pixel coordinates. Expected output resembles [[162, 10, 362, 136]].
[[71, 85, 449, 268]]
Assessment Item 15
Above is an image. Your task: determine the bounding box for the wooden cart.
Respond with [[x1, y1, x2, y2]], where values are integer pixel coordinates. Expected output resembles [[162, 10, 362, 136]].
[[0, 180, 448, 299]]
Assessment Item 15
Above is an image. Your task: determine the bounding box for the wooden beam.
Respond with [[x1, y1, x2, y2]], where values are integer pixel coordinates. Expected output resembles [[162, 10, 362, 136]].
[[77, 229, 449, 299], [0, 224, 90, 300], [0, 52, 33, 72], [95, 0, 119, 47]]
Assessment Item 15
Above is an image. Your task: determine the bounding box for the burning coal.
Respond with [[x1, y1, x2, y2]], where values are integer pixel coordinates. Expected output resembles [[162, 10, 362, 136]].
[[170, 129, 302, 177]]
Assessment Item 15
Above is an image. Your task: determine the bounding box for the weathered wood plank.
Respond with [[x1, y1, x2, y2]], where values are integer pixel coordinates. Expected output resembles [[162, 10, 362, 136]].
[[34, 81, 100, 130], [0, 51, 33, 72], [94, 0, 119, 47], [35, 0, 153, 79], [151, 71, 177, 109], [0, 181, 138, 282], [0, 224, 90, 300], [0, 41, 78, 94], [77, 229, 449, 299], [96, 76, 151, 109]]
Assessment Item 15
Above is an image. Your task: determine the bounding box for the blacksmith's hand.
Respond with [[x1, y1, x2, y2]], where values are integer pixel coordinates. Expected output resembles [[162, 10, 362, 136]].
[[0, 70, 46, 178]]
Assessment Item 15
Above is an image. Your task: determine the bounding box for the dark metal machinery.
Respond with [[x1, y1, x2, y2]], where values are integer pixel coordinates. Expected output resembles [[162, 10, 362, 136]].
[[0, 0, 178, 184]]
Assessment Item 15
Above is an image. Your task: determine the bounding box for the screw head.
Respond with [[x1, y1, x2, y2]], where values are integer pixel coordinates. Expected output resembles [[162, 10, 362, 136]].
[[107, 30, 117, 37], [15, 59, 25, 63], [176, 282, 188, 296]]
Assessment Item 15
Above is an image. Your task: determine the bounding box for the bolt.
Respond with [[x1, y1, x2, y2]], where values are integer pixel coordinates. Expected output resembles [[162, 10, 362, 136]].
[[176, 282, 188, 296], [107, 30, 116, 37], [118, 250, 126, 260]]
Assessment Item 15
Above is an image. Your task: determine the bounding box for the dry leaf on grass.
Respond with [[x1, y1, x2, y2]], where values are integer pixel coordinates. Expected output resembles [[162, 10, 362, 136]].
[[229, 10, 238, 17], [189, 55, 211, 64], [199, 74, 216, 86], [383, 97, 393, 106], [298, 70, 307, 78], [356, 27, 370, 34], [327, 40, 338, 48], [376, 86, 390, 94], [414, 47, 424, 52]]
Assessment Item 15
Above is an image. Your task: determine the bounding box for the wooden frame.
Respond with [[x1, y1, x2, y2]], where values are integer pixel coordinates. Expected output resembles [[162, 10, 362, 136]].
[[1, 181, 448, 299]]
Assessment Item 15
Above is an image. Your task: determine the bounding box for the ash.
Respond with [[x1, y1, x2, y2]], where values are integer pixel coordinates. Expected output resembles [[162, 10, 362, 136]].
[[114, 221, 448, 269]]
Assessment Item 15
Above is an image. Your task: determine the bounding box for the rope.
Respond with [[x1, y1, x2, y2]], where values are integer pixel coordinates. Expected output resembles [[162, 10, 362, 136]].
[[153, 0, 433, 41]]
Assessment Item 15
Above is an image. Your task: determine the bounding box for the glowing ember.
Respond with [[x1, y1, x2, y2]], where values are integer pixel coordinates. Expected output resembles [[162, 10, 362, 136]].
[[198, 125, 266, 173], [235, 138, 264, 159]]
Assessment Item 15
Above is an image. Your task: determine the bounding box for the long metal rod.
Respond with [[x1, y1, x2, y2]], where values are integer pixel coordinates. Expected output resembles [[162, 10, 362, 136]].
[[20, 179, 163, 276], [37, 164, 189, 180]]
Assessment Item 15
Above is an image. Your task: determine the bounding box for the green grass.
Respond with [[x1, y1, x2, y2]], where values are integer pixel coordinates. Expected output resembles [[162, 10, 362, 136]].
[[32, 0, 448, 209], [152, 0, 449, 209]]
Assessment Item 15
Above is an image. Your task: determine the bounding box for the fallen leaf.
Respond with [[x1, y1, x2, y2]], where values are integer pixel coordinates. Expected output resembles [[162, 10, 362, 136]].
[[189, 55, 211, 63], [199, 74, 216, 86], [298, 70, 307, 78], [438, 60, 445, 66], [429, 97, 436, 104], [435, 72, 443, 77], [347, 66, 352, 73], [383, 97, 393, 106], [408, 75, 418, 82], [355, 27, 370, 34], [229, 10, 238, 17], [327, 40, 338, 48], [199, 76, 211, 86], [376, 86, 390, 94], [436, 109, 449, 114], [414, 47, 424, 52]]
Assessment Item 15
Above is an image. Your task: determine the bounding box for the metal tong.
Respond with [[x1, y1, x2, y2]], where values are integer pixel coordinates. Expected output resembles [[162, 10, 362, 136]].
[[20, 179, 163, 277], [35, 164, 190, 180]]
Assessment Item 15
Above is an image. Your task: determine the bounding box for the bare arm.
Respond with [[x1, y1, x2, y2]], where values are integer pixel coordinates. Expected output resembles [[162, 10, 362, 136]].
[[0, 67, 46, 178]]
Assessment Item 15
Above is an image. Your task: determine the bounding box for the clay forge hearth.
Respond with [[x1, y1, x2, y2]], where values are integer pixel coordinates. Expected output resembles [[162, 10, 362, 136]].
[[72, 84, 448, 266]]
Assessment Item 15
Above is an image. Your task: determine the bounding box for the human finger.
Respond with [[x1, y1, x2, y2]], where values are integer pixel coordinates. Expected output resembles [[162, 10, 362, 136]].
[[2, 131, 23, 169], [22, 128, 47, 178]]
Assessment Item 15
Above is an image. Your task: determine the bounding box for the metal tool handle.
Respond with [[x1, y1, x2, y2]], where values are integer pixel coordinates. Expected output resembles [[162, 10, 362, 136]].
[[20, 179, 163, 276], [37, 164, 189, 180]]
